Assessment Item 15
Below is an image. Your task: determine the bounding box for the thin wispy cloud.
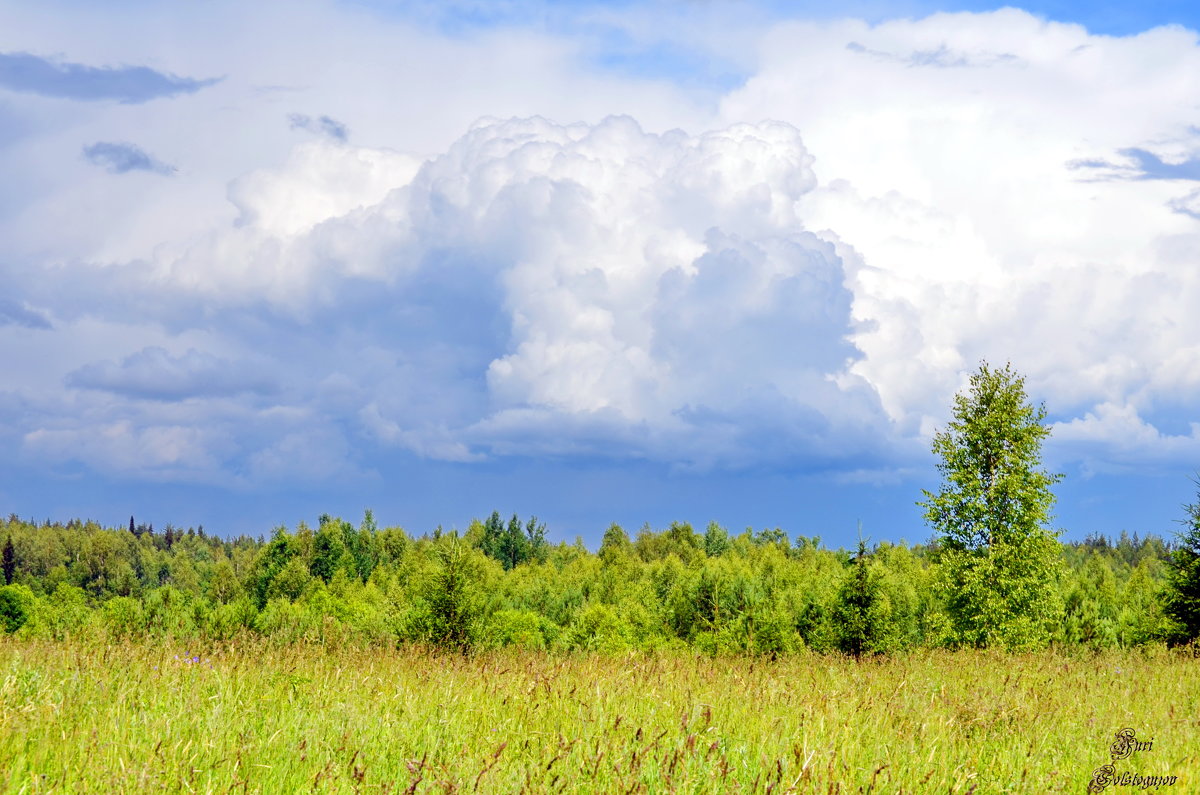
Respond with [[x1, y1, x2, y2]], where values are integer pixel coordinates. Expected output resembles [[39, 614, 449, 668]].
[[845, 41, 1019, 68], [288, 113, 349, 142], [66, 347, 276, 401], [0, 299, 51, 330], [0, 52, 219, 103], [82, 142, 175, 175]]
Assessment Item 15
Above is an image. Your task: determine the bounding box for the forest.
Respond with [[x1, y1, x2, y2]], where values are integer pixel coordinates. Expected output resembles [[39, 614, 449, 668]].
[[0, 509, 1186, 655]]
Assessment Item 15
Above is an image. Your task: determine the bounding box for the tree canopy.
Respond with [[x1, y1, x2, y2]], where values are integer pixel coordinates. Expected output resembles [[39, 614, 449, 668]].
[[919, 362, 1065, 650]]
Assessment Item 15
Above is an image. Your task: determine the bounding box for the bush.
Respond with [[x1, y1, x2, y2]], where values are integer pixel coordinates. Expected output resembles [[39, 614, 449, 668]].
[[207, 596, 258, 640], [102, 596, 145, 637], [488, 609, 557, 650], [562, 603, 633, 652], [0, 585, 35, 633]]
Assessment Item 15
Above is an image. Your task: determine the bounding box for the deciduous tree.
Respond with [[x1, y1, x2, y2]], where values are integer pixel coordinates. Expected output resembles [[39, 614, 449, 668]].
[[919, 362, 1064, 650]]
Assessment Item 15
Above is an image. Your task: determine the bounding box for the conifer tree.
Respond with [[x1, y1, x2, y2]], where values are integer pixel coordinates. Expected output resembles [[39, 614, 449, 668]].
[[1, 536, 14, 585], [835, 539, 886, 658], [425, 537, 481, 652], [1164, 481, 1200, 644]]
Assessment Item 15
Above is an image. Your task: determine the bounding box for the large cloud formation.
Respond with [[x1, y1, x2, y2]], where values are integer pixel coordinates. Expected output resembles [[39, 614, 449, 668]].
[[31, 117, 884, 477], [6, 4, 1200, 498]]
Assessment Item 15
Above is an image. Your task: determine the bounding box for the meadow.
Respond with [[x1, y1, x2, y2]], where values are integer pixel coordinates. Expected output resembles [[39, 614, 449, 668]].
[[1, 640, 1196, 794]]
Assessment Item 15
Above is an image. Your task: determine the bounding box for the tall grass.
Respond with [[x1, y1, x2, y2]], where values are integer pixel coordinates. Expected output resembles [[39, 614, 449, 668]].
[[0, 640, 1195, 793]]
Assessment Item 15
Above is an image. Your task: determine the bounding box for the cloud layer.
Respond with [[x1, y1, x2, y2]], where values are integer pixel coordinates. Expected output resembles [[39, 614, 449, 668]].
[[66, 347, 276, 401], [3, 2, 1200, 519]]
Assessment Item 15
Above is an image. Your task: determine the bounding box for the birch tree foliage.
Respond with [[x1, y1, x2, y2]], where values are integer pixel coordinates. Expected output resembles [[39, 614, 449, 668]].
[[920, 362, 1065, 650]]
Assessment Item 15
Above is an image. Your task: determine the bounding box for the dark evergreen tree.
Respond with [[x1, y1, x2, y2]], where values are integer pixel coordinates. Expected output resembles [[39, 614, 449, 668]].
[[1, 536, 14, 585], [1164, 481, 1200, 644], [349, 511, 379, 581], [424, 537, 480, 652], [478, 511, 544, 569], [835, 540, 887, 658]]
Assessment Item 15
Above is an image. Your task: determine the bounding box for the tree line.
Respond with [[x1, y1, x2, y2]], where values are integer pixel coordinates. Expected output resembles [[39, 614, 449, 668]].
[[0, 509, 1189, 653], [1, 361, 1197, 653]]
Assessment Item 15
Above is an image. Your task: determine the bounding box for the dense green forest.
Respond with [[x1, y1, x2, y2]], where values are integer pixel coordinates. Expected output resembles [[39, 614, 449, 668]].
[[0, 510, 1186, 654]]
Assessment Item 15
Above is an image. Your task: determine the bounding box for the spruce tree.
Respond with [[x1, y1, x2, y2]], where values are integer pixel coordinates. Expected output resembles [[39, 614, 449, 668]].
[[425, 537, 481, 652], [1, 536, 14, 585], [1164, 481, 1200, 644], [919, 362, 1065, 650], [835, 539, 886, 658]]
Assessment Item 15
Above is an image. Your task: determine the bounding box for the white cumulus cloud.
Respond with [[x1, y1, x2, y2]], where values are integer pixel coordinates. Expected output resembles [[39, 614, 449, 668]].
[[109, 115, 889, 469], [714, 10, 1200, 470]]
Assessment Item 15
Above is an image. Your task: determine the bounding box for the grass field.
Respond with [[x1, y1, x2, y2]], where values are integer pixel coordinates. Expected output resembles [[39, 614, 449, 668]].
[[0, 640, 1196, 793]]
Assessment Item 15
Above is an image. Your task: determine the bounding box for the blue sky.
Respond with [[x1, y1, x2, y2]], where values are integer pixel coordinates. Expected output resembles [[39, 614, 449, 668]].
[[2, 0, 1200, 548]]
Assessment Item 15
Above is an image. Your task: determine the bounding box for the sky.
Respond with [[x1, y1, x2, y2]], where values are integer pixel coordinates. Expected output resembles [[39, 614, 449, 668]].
[[3, 0, 1200, 547]]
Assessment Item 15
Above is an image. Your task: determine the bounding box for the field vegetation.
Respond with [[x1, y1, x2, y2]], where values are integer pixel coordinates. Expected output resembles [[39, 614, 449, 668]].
[[2, 639, 1197, 793]]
